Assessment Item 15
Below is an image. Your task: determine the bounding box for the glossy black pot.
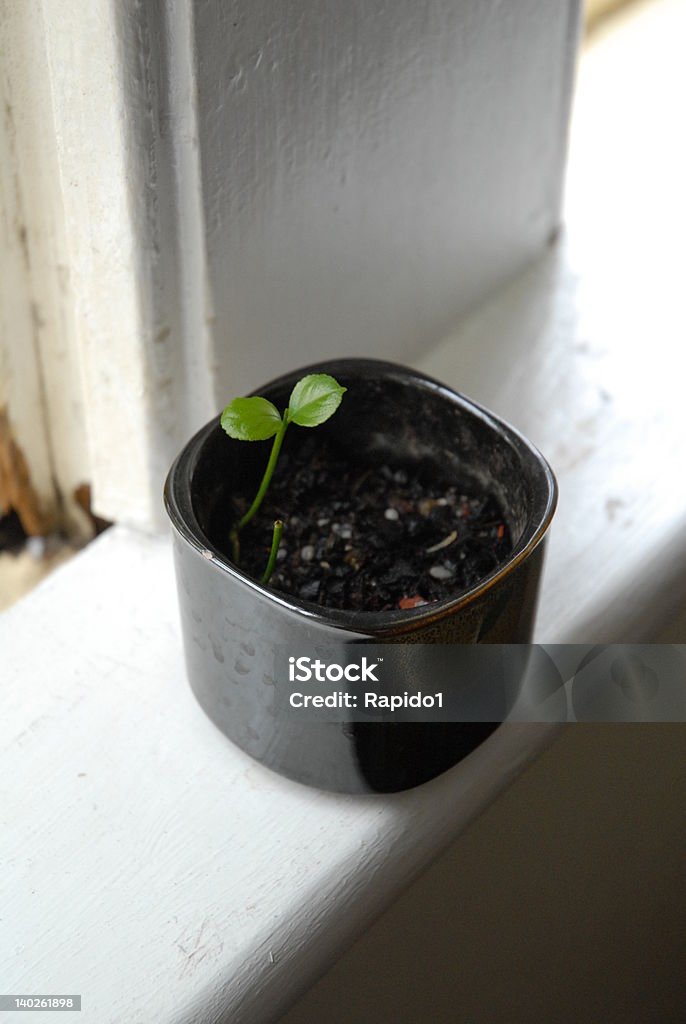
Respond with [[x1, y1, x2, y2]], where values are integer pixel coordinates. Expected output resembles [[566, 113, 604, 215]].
[[164, 358, 557, 793]]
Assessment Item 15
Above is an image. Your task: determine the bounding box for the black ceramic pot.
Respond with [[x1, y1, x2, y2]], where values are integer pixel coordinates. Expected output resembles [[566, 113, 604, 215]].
[[164, 359, 557, 793]]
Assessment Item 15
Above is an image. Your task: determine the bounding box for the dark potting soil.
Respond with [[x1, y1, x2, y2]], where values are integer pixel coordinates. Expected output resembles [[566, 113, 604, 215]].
[[232, 434, 513, 613]]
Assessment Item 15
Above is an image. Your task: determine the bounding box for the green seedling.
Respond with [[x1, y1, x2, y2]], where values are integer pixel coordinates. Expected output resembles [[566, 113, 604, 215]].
[[261, 518, 283, 585], [221, 373, 347, 583]]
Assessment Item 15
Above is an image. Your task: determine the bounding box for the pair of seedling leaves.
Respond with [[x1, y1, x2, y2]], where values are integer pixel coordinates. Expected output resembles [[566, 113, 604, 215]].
[[221, 373, 346, 584]]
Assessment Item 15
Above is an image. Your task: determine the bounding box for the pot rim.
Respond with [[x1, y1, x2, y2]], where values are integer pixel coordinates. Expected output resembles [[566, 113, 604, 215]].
[[164, 358, 558, 637]]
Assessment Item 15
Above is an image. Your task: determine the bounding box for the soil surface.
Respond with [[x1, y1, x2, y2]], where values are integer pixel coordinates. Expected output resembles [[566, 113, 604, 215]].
[[232, 434, 513, 613]]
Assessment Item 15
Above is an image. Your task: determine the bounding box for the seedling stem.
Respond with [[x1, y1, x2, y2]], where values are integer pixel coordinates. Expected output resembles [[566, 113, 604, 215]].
[[230, 411, 290, 562], [261, 520, 283, 584]]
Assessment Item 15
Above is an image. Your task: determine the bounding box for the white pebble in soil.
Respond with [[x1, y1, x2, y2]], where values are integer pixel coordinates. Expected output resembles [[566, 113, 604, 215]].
[[300, 545, 315, 562], [429, 564, 454, 580], [384, 508, 399, 521], [339, 526, 352, 539]]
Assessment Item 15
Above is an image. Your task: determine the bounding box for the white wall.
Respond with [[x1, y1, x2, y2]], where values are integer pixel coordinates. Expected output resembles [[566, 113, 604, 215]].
[[193, 0, 580, 399], [1, 0, 580, 530]]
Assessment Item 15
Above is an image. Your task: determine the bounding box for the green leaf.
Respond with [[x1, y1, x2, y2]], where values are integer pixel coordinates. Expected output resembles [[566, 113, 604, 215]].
[[288, 373, 347, 428], [221, 396, 283, 441]]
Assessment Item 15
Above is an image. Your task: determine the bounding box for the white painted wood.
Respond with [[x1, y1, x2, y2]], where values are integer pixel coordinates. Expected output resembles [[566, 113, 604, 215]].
[[161, 0, 219, 441], [3, 11, 685, 1020], [4, 9, 686, 1020], [4, 246, 686, 1019], [13, 3, 686, 1021], [422, 239, 686, 643], [3, 232, 686, 1019], [195, 0, 581, 401], [38, 0, 182, 529], [283, 8, 686, 1016], [422, 0, 686, 643], [3, 184, 686, 1021], [0, 3, 63, 529], [0, 525, 561, 1024], [9, 0, 97, 537], [0, 0, 221, 531], [16, 0, 579, 530]]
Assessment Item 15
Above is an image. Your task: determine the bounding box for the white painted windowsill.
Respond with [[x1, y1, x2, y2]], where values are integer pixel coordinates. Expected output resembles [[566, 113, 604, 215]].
[[3, 5, 686, 1021], [2, 524, 568, 1024], [4, 206, 685, 1020]]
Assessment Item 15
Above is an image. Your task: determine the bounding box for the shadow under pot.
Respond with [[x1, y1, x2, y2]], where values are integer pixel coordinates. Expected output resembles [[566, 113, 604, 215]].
[[164, 358, 557, 794]]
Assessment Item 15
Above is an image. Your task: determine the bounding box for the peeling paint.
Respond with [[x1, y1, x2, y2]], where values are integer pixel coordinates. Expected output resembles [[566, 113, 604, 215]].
[[0, 407, 47, 535]]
